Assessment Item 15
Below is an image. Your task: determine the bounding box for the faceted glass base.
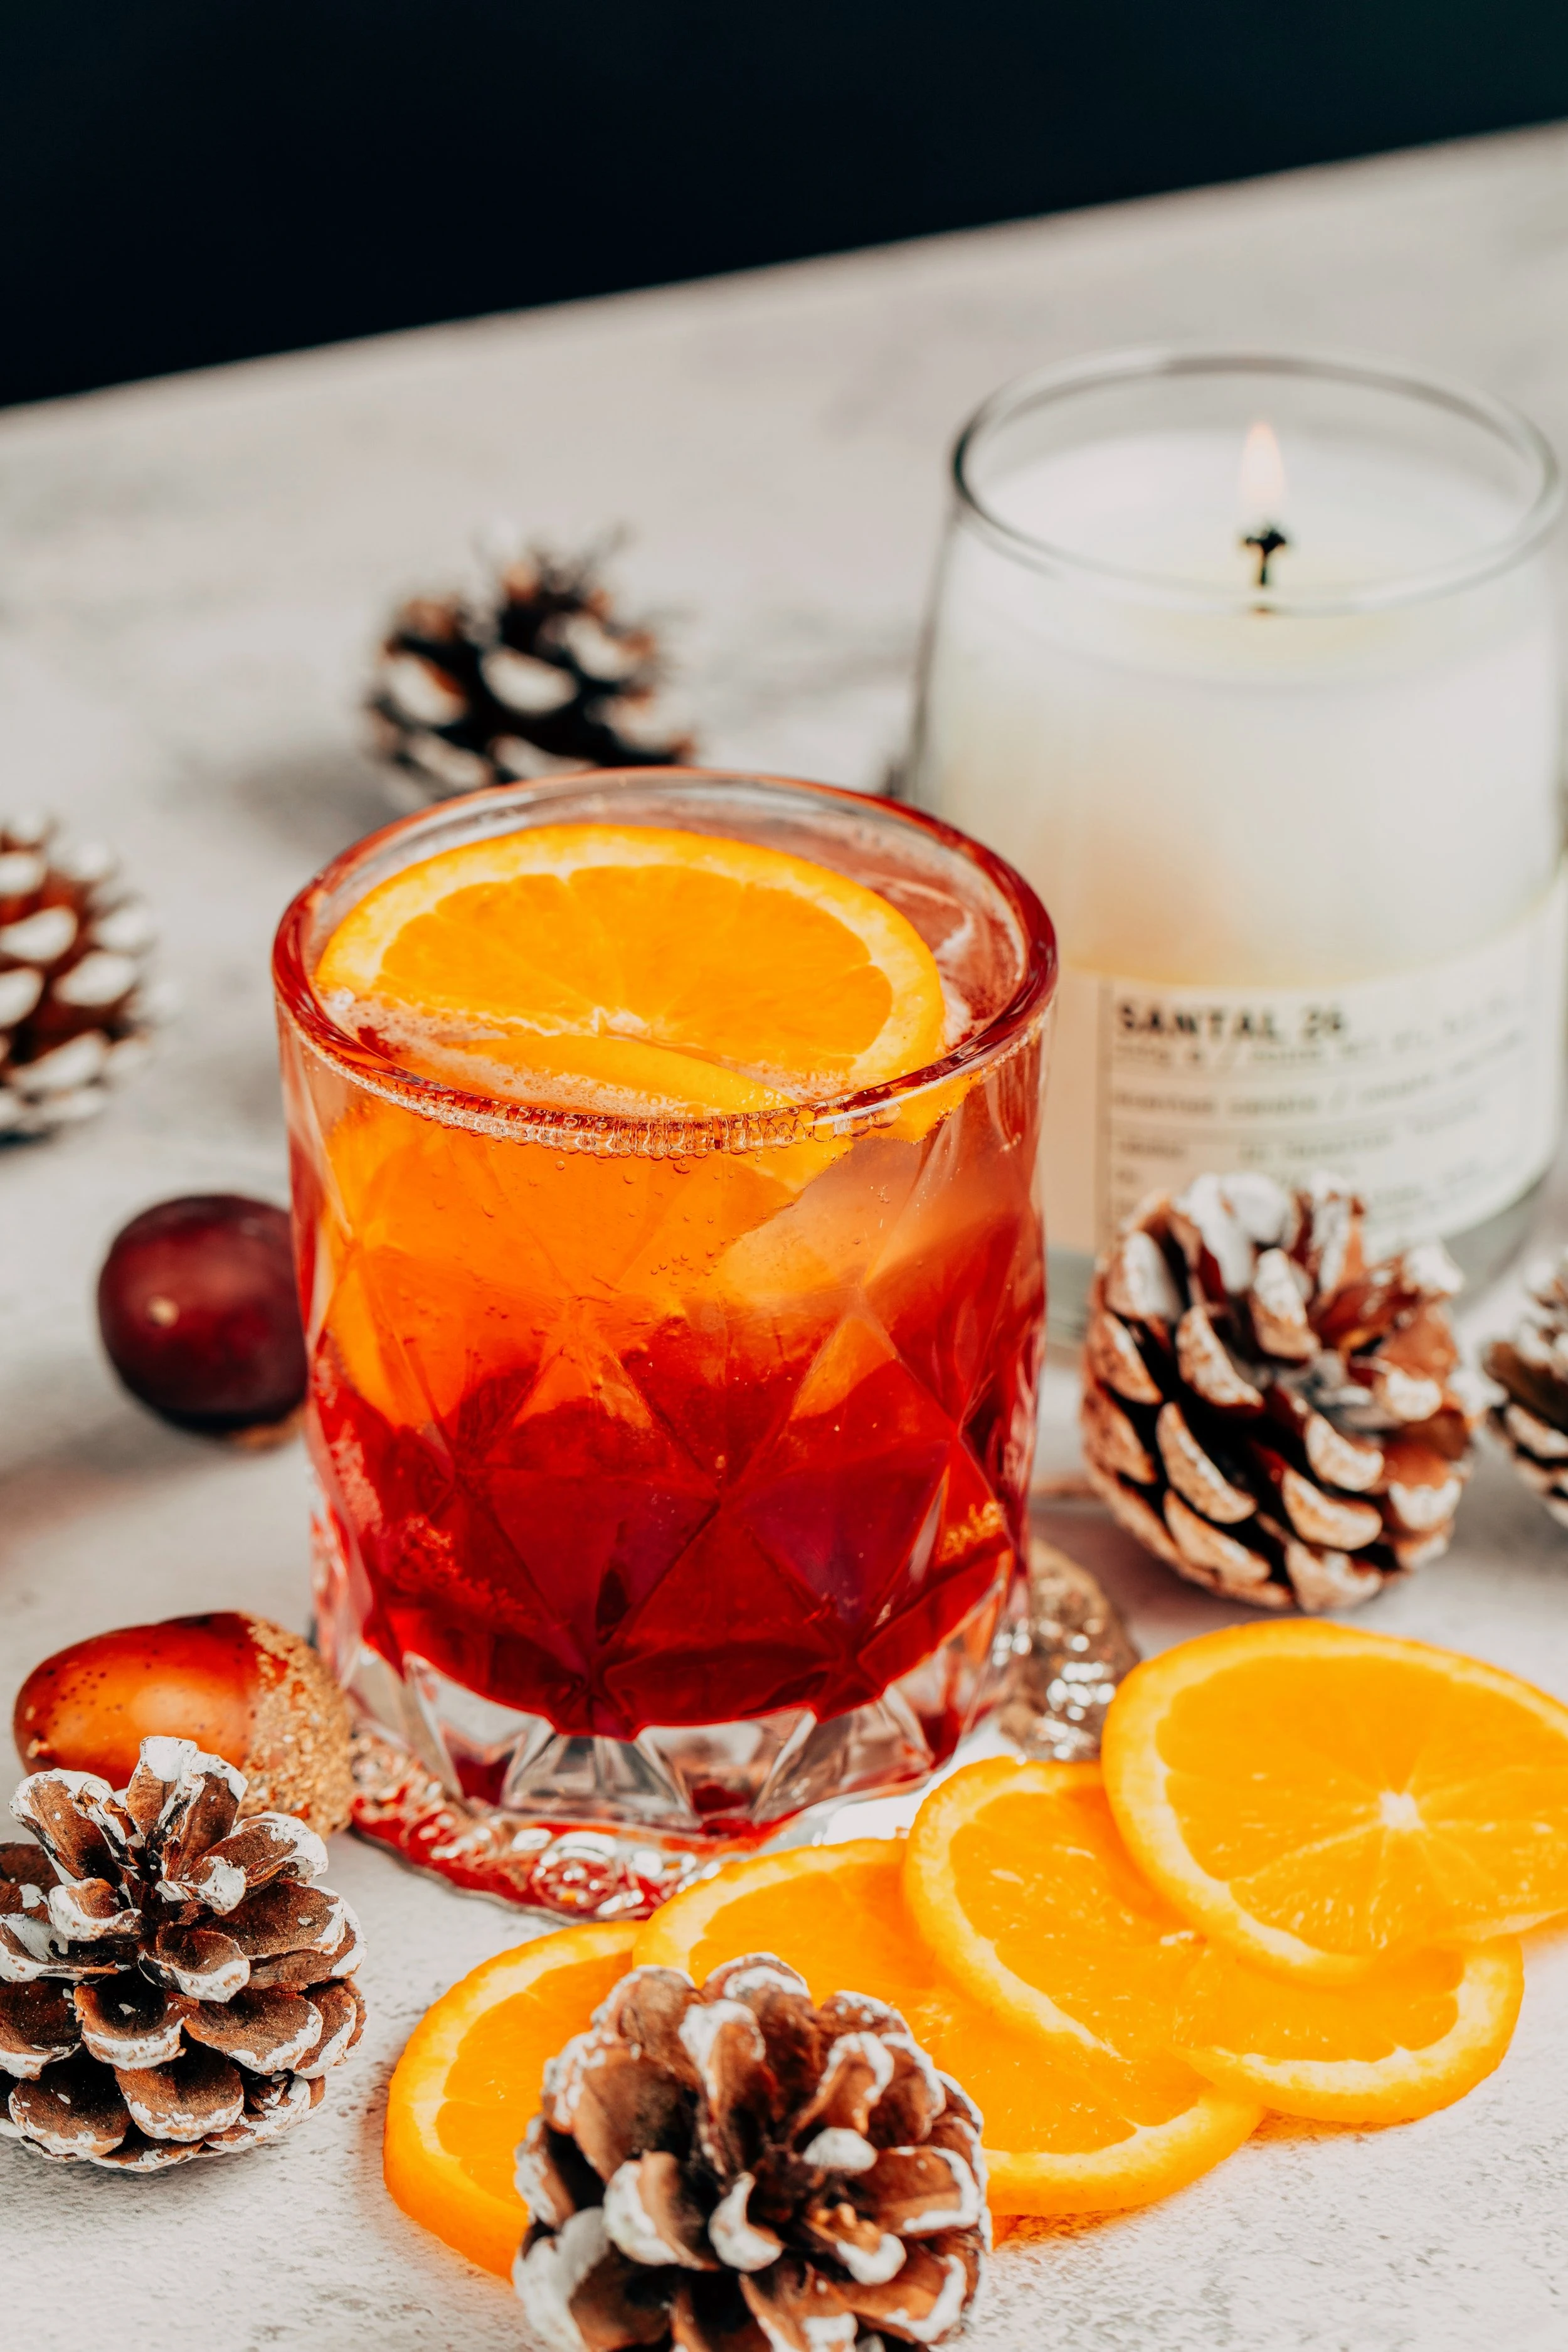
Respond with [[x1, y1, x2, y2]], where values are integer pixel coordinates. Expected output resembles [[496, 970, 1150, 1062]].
[[314, 1508, 1018, 1920]]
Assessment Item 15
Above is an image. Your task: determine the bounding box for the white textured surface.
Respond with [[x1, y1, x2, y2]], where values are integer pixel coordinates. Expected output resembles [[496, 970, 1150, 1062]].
[[5, 120, 1568, 2349]]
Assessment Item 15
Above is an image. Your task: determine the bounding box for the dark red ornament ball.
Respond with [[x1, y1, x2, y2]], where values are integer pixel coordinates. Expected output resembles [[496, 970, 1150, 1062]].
[[97, 1194, 307, 1439]]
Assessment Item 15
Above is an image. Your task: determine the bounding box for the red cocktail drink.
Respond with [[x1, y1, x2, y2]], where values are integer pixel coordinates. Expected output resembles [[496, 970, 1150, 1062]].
[[273, 771, 1054, 1910]]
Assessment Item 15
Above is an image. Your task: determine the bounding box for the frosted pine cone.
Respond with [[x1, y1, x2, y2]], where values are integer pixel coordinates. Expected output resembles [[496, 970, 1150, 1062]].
[[514, 1956, 987, 2350], [0, 1736, 364, 2171], [1081, 1174, 1478, 1612], [0, 815, 161, 1139], [368, 545, 694, 807], [1485, 1253, 1568, 1527]]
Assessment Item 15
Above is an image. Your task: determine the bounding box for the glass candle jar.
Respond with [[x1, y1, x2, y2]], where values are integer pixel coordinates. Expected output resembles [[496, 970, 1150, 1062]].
[[273, 769, 1055, 1915], [911, 349, 1564, 1335]]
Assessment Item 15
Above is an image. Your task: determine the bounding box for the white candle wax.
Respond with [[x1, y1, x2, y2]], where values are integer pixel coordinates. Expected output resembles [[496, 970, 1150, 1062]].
[[914, 365, 1564, 1330], [924, 430, 1557, 981]]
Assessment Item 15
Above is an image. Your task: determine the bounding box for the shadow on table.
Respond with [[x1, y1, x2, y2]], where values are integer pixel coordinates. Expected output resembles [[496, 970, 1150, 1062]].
[[0, 1401, 206, 1555], [227, 742, 395, 877]]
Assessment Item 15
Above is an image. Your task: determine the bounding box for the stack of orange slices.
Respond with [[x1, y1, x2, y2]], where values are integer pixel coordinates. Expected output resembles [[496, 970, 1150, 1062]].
[[384, 1620, 1568, 2275]]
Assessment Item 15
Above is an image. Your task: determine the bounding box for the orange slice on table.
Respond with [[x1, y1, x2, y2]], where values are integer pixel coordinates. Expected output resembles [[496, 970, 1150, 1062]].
[[1171, 1937, 1524, 2126], [904, 1758, 1204, 2058], [1101, 1621, 1568, 1984], [636, 1838, 1259, 2215], [383, 1921, 636, 2277], [315, 822, 949, 1115], [908, 1754, 1528, 2134]]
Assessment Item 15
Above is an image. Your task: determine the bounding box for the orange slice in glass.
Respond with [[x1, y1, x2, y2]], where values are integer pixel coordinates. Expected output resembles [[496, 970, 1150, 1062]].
[[1172, 1937, 1523, 2125], [315, 822, 948, 1111], [383, 1922, 636, 2277], [636, 1838, 1259, 2215], [1101, 1621, 1568, 1983]]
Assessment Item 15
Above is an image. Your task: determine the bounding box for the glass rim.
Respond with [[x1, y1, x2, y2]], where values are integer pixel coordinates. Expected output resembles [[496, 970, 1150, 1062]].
[[272, 767, 1058, 1154], [951, 342, 1563, 616]]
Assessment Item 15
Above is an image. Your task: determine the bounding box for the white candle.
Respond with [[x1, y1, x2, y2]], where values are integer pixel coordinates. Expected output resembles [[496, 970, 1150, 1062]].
[[913, 351, 1565, 1333]]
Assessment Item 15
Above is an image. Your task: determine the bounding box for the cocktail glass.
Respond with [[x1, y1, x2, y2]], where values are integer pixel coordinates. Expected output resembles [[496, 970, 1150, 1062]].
[[273, 770, 1056, 1917]]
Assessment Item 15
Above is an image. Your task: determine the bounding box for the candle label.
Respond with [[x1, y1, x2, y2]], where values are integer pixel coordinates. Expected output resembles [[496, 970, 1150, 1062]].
[[1046, 862, 1568, 1256]]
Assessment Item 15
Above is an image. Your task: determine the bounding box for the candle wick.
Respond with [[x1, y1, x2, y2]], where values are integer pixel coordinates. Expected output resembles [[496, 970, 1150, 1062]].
[[1242, 522, 1290, 591]]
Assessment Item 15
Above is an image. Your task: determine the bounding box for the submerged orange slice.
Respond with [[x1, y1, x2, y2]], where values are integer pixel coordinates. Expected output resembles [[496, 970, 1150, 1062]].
[[636, 1839, 1259, 2215], [383, 1922, 636, 2277], [1101, 1621, 1568, 1984], [1172, 1937, 1523, 2125], [315, 822, 948, 1112]]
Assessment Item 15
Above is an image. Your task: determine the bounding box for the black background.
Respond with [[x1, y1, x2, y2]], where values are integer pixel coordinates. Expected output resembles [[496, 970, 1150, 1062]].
[[5, 1, 1567, 410]]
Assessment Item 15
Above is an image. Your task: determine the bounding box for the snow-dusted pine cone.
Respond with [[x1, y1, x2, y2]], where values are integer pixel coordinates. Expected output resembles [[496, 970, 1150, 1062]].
[[0, 1736, 364, 2171], [0, 814, 160, 1140], [1484, 1253, 1568, 1527], [367, 546, 694, 807], [515, 1956, 987, 2351], [1081, 1173, 1478, 1613]]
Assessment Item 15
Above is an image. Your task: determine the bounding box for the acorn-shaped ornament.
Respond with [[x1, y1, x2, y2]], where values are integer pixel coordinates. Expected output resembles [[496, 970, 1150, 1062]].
[[14, 1612, 354, 1835]]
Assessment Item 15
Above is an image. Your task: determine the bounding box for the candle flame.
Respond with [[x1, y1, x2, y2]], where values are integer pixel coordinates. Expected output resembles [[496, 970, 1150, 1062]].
[[1239, 420, 1287, 519]]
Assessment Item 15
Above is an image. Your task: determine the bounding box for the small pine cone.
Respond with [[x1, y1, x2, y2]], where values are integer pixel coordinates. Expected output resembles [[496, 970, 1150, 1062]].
[[514, 1956, 987, 2351], [1080, 1173, 1478, 1613], [367, 545, 695, 807], [1484, 1253, 1568, 1528], [0, 814, 161, 1141], [0, 1735, 364, 2171]]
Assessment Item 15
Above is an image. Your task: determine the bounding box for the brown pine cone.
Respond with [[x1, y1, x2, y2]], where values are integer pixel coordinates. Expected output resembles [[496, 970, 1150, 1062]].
[[1484, 1254, 1568, 1527], [0, 1735, 364, 2171], [1080, 1173, 1478, 1612], [514, 1956, 987, 2351], [367, 545, 695, 807], [0, 815, 161, 1140]]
